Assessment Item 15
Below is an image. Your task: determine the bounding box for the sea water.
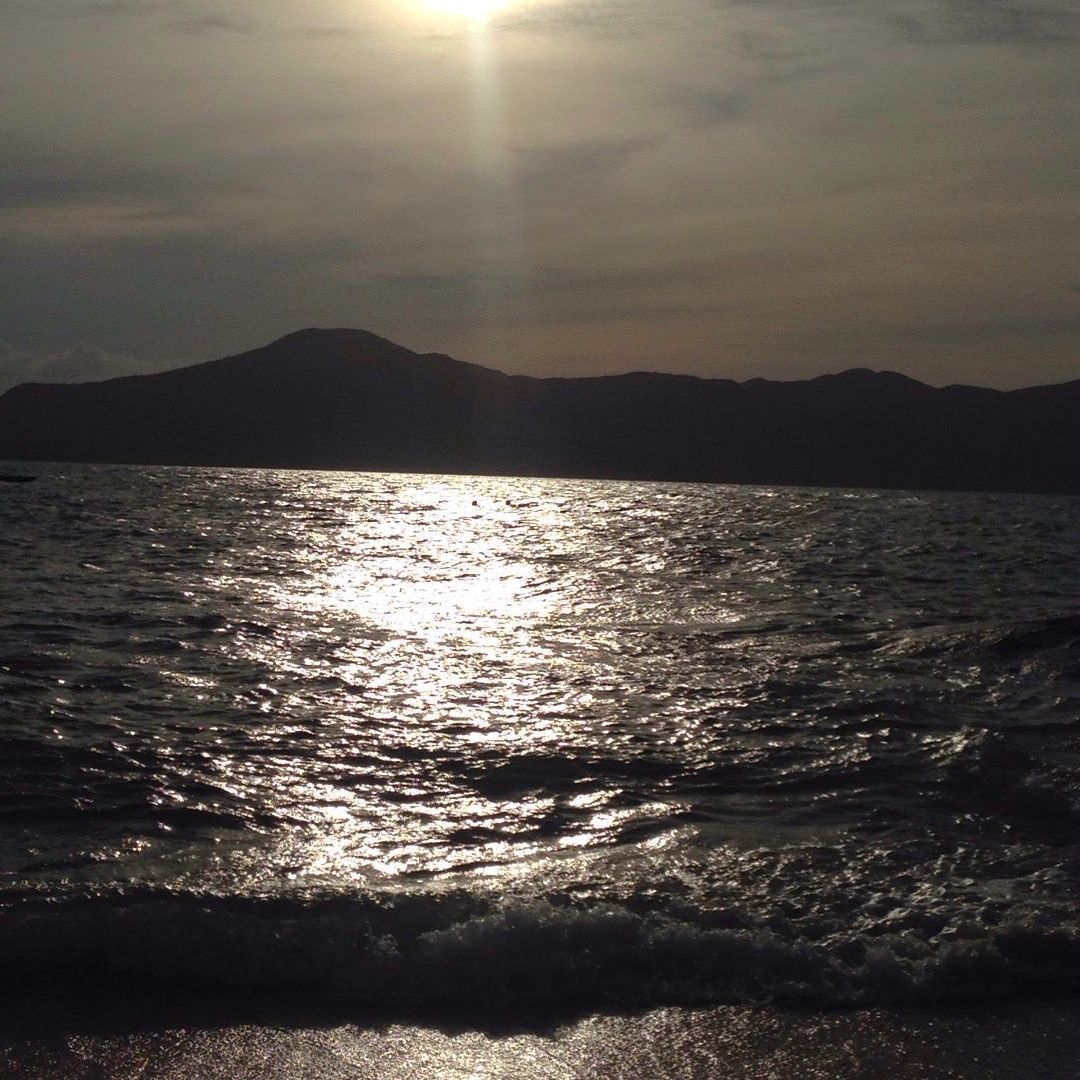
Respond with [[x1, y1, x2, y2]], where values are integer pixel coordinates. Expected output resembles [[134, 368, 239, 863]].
[[2, 464, 1079, 1008]]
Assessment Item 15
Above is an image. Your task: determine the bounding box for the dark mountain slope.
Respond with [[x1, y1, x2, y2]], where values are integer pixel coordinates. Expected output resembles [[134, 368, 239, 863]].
[[1, 328, 1077, 493]]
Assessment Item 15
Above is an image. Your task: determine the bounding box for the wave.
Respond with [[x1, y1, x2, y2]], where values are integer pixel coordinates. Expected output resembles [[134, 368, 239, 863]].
[[878, 612, 1080, 663], [989, 613, 1080, 655], [938, 728, 1080, 821], [5, 889, 1080, 1010]]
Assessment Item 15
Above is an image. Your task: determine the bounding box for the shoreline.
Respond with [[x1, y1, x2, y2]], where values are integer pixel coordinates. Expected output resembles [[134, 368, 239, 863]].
[[3, 990, 1080, 1078]]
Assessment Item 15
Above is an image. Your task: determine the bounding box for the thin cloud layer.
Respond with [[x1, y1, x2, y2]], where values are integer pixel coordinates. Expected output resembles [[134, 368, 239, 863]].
[[0, 344, 180, 394]]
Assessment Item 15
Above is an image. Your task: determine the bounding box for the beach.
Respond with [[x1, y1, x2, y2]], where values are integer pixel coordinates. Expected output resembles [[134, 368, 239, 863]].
[[4, 993, 1080, 1078]]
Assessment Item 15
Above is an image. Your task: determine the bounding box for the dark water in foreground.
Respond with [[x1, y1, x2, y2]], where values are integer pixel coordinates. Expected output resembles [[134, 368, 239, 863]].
[[2, 464, 1080, 1010]]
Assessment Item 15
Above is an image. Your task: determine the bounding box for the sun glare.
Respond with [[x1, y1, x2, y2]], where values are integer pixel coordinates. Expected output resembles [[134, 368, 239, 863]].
[[427, 0, 506, 21]]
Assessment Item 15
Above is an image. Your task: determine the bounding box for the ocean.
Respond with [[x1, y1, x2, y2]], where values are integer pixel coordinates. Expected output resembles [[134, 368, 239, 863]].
[[2, 463, 1079, 1012]]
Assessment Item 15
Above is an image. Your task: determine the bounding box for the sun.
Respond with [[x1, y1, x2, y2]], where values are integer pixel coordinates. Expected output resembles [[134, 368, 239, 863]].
[[427, 0, 507, 21]]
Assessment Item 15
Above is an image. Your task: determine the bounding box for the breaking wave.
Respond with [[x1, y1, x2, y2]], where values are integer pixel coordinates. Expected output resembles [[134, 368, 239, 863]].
[[6, 890, 1080, 1010]]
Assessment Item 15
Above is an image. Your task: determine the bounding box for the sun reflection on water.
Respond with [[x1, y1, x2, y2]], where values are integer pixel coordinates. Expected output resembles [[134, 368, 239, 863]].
[[234, 476, 646, 887], [312, 480, 561, 633], [117, 473, 740, 896]]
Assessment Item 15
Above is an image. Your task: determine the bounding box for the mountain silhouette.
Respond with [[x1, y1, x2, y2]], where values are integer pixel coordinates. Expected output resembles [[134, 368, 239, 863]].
[[1, 327, 1078, 493]]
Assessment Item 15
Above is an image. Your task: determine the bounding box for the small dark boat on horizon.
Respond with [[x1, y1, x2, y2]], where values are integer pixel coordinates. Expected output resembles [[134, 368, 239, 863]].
[[0, 473, 36, 483]]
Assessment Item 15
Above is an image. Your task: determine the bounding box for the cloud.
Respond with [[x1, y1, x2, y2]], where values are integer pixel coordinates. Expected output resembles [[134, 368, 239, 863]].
[[0, 147, 232, 211], [715, 0, 1078, 46], [720, 0, 1080, 46], [676, 89, 751, 126], [895, 314, 1080, 343], [493, 0, 663, 38], [0, 0, 158, 14], [513, 136, 661, 200], [0, 343, 179, 394], [83, 0, 156, 12], [170, 12, 251, 34], [893, 0, 1080, 45], [295, 25, 356, 40]]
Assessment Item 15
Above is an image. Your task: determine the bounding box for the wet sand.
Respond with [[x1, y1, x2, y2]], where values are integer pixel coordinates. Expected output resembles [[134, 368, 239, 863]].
[[2, 991, 1079, 1079]]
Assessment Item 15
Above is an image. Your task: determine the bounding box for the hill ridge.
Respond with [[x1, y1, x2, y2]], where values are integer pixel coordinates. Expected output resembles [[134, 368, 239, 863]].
[[1, 328, 1077, 494]]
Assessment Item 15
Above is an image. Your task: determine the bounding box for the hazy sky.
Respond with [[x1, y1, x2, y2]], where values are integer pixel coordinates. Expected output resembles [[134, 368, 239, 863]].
[[2, 0, 1078, 392]]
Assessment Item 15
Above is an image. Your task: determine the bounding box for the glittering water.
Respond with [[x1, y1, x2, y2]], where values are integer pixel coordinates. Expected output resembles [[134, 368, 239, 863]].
[[2, 463, 1080, 1008]]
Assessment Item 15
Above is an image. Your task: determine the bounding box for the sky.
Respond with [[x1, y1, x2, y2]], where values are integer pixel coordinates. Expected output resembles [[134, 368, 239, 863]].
[[2, 0, 1078, 393]]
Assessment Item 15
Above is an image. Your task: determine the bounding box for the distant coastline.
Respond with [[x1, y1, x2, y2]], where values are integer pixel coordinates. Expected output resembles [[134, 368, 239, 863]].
[[2, 327, 1078, 495]]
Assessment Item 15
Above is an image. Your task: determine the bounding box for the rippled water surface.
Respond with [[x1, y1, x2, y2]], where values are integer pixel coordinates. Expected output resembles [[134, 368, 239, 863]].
[[2, 464, 1080, 1008]]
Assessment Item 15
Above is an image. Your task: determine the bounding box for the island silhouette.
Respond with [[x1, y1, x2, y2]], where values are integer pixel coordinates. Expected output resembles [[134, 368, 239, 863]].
[[1, 327, 1077, 494]]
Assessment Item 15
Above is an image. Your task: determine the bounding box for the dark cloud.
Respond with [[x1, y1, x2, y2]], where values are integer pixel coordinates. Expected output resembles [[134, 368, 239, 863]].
[[0, 0, 158, 14], [732, 38, 837, 84], [494, 0, 663, 37], [296, 26, 356, 40], [170, 13, 252, 35], [892, 0, 1079, 45], [0, 151, 227, 210], [731, 28, 818, 64], [83, 0, 156, 12], [673, 38, 840, 129], [372, 272, 466, 294], [513, 136, 660, 199], [529, 262, 715, 297], [677, 89, 751, 126], [717, 0, 1078, 46]]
